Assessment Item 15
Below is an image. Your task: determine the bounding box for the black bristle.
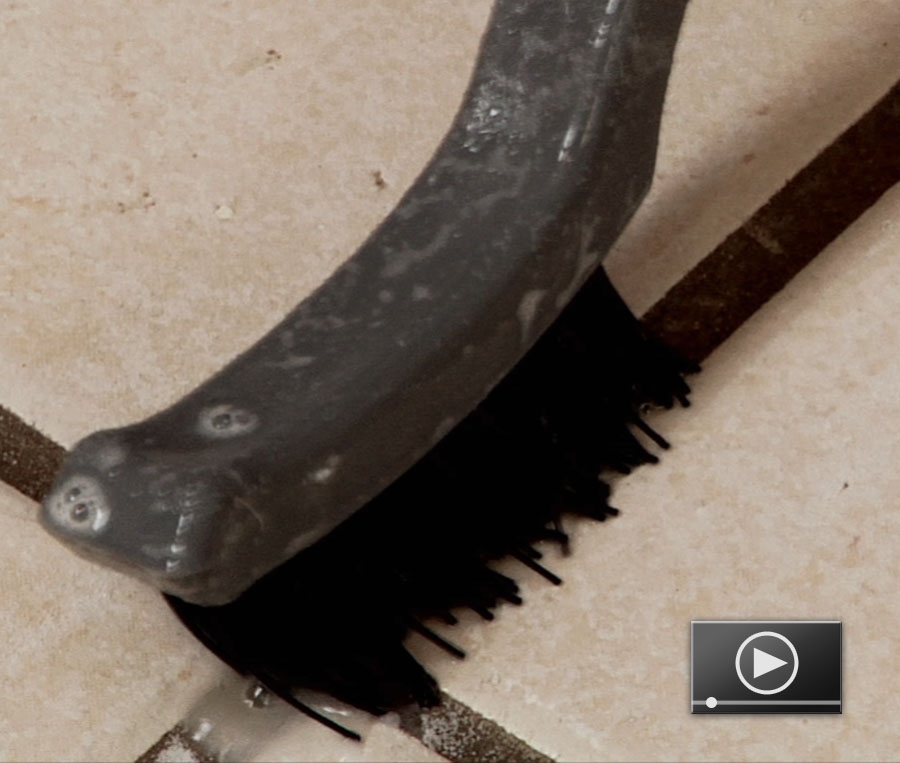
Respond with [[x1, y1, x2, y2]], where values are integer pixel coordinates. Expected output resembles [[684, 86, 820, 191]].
[[165, 266, 697, 733], [511, 550, 563, 586], [253, 671, 363, 741], [407, 617, 467, 659], [632, 415, 671, 450]]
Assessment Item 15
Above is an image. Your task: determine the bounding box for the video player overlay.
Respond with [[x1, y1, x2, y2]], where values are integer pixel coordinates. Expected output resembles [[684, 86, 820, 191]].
[[691, 621, 841, 714]]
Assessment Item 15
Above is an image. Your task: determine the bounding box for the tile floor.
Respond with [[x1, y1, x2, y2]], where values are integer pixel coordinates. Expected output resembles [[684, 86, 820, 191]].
[[2, 0, 900, 760]]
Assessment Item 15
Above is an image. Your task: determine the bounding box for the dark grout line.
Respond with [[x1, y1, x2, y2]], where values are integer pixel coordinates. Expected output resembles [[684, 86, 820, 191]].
[[398, 692, 554, 763], [642, 78, 900, 364], [2, 78, 898, 763], [0, 406, 64, 503], [136, 726, 216, 763]]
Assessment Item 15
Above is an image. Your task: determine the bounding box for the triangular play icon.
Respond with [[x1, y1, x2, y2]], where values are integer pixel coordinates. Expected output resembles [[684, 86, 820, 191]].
[[753, 647, 788, 678]]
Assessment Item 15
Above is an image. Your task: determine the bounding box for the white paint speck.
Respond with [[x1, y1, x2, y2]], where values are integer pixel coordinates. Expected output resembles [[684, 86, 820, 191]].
[[175, 513, 194, 536], [214, 204, 234, 220], [558, 124, 579, 162], [591, 20, 613, 48], [309, 454, 342, 484]]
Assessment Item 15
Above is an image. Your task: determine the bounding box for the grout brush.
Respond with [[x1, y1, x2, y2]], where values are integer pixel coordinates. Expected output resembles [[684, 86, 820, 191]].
[[38, 0, 693, 740]]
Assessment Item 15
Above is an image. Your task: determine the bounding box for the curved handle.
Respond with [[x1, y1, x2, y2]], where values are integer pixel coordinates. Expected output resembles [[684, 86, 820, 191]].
[[40, 0, 687, 605]]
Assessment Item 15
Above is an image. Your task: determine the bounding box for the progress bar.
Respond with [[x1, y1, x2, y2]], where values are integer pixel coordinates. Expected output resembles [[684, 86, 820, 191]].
[[692, 700, 841, 706]]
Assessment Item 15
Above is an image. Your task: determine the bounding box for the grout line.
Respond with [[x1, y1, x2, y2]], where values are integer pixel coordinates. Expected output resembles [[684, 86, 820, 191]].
[[135, 726, 217, 763], [642, 78, 900, 364], [397, 692, 554, 763], [3, 77, 898, 763], [0, 406, 64, 503]]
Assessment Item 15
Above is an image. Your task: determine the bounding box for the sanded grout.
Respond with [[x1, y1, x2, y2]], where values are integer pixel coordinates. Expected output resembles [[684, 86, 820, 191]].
[[643, 78, 900, 364], [0, 406, 64, 503], [397, 692, 554, 763], [4, 78, 900, 763], [135, 727, 216, 763]]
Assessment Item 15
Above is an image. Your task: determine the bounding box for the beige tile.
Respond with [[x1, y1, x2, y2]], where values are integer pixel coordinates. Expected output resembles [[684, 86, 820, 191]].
[[607, 0, 900, 315], [0, 486, 222, 762], [0, 0, 493, 447], [406, 181, 900, 761]]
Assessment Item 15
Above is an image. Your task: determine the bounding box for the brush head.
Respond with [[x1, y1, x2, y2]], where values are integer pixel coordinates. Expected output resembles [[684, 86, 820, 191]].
[[35, 1, 696, 740], [165, 267, 697, 723]]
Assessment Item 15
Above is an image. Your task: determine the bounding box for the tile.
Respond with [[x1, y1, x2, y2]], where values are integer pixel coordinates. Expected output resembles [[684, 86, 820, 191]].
[[0, 0, 493, 447], [607, 0, 900, 315], [0, 486, 223, 762], [406, 181, 900, 761]]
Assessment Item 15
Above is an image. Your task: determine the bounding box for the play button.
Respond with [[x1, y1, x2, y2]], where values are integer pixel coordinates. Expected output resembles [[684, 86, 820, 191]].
[[753, 647, 788, 678], [735, 631, 799, 695]]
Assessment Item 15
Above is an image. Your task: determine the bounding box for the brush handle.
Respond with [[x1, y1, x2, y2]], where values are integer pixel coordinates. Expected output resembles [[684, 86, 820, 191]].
[[40, 0, 687, 605]]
